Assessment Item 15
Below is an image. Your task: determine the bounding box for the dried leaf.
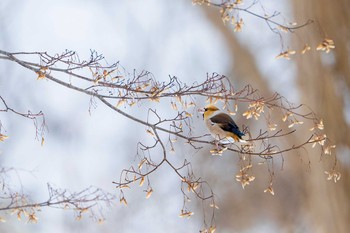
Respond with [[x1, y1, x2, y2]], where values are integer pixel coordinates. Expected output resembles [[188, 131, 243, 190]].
[[243, 110, 252, 119], [325, 170, 341, 183], [209, 225, 216, 233], [146, 188, 153, 199], [176, 95, 182, 103], [188, 102, 196, 107], [171, 102, 178, 110], [146, 129, 155, 136], [278, 25, 289, 33], [228, 109, 236, 115], [264, 186, 275, 195], [0, 134, 9, 142], [317, 119, 324, 130], [76, 215, 82, 221], [185, 111, 192, 117], [27, 213, 38, 223], [129, 101, 136, 107], [316, 38, 335, 53], [17, 210, 22, 221], [94, 75, 103, 84], [268, 123, 277, 131], [36, 67, 48, 80], [221, 11, 230, 24], [301, 44, 311, 54], [209, 203, 219, 209], [324, 145, 336, 155], [179, 210, 194, 218], [120, 197, 128, 206], [36, 71, 45, 80], [234, 18, 244, 32], [116, 99, 125, 108], [288, 122, 295, 128], [138, 159, 147, 170], [282, 113, 292, 122], [139, 176, 145, 187], [275, 49, 296, 60], [192, 0, 205, 6]]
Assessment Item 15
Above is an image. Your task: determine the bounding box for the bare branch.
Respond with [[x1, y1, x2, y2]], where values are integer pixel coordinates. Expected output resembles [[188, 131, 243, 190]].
[[0, 49, 338, 228]]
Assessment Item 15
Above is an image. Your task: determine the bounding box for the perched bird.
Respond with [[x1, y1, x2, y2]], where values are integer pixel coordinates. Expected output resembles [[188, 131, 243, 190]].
[[199, 105, 246, 143]]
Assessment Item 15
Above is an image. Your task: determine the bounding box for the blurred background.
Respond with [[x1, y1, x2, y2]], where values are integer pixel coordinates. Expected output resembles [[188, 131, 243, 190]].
[[0, 0, 349, 232]]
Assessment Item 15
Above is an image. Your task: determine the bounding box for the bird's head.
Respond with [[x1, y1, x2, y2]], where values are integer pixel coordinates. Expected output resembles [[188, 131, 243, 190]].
[[198, 105, 220, 120]]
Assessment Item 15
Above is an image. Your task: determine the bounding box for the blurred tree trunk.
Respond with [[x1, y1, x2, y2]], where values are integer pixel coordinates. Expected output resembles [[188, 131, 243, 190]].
[[200, 2, 350, 233], [292, 0, 350, 232], [202, 6, 272, 96], [200, 5, 307, 232]]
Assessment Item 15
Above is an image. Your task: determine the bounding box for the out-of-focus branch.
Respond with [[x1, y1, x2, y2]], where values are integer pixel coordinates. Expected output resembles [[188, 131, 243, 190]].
[[0, 182, 114, 223], [194, 0, 313, 30], [194, 0, 314, 51], [291, 0, 350, 232]]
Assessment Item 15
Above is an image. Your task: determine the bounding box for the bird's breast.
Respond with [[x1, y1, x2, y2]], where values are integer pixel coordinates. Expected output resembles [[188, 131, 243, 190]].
[[205, 119, 227, 140]]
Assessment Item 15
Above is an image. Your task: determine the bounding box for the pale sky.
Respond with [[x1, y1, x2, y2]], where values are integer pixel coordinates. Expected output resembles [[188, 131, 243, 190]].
[[0, 0, 294, 232]]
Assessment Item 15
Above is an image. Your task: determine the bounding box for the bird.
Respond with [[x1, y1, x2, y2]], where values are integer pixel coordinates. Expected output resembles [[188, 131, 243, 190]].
[[199, 105, 246, 144]]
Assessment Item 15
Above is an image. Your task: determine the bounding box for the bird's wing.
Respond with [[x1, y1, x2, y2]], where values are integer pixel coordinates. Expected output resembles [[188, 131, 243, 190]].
[[210, 113, 244, 137]]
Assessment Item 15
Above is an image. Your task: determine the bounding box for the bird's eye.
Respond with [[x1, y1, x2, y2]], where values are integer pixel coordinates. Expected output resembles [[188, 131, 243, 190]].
[[204, 108, 208, 111]]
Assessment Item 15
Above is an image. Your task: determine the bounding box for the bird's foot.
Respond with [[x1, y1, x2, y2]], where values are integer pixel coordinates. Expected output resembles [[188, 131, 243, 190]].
[[210, 142, 227, 156]]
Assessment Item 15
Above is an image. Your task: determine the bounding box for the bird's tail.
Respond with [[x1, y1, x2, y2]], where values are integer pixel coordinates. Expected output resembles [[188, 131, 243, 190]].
[[228, 132, 248, 143]]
